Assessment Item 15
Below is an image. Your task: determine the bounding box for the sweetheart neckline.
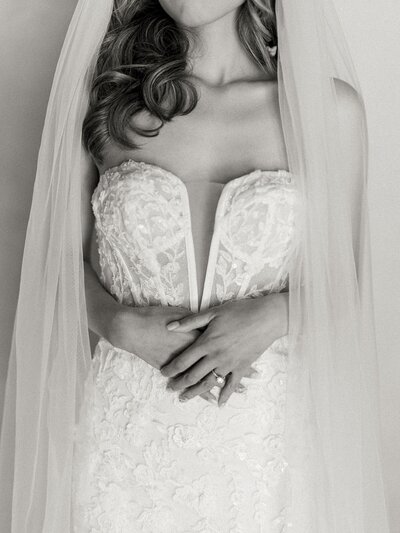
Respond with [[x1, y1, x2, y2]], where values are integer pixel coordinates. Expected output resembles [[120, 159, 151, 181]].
[[95, 157, 294, 311], [99, 158, 293, 191]]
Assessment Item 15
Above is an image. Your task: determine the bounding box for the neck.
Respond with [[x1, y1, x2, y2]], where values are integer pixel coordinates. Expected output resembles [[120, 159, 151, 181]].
[[186, 9, 265, 86]]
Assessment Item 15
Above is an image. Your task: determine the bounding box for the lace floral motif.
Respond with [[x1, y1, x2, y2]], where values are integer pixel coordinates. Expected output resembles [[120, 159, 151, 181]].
[[72, 159, 297, 532], [203, 170, 296, 308], [91, 162, 192, 308]]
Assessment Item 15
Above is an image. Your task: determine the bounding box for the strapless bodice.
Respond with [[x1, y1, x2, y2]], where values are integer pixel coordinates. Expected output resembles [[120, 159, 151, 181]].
[[74, 158, 298, 530], [91, 159, 297, 312]]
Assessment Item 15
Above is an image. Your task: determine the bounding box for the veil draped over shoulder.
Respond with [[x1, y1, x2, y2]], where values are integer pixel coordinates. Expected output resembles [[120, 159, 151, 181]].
[[0, 0, 390, 531]]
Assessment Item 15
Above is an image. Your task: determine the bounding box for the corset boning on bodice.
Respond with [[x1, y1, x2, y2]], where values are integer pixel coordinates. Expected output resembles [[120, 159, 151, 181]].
[[91, 159, 297, 312], [72, 159, 299, 532]]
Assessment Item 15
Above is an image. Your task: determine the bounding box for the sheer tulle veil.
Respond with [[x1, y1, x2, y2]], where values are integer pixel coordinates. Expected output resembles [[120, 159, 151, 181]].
[[0, 0, 390, 531]]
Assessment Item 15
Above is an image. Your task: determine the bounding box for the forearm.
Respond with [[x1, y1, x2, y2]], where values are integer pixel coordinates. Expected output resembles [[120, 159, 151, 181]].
[[256, 290, 289, 341], [83, 259, 123, 340], [275, 290, 289, 338]]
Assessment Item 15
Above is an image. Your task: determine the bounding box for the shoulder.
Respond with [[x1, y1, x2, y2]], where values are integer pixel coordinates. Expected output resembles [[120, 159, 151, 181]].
[[332, 79, 369, 257], [97, 109, 164, 175], [333, 77, 366, 136], [332, 78, 367, 251], [333, 77, 367, 183]]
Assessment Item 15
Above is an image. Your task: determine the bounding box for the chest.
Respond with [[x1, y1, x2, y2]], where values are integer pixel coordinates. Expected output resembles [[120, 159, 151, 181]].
[[92, 164, 296, 311], [99, 81, 289, 183]]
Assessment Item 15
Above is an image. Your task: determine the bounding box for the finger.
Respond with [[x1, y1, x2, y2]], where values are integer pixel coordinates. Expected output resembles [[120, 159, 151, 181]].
[[235, 382, 247, 393], [218, 372, 242, 407], [160, 341, 206, 378], [167, 356, 217, 391], [166, 309, 215, 332], [242, 365, 260, 379], [199, 391, 217, 404], [178, 372, 220, 402]]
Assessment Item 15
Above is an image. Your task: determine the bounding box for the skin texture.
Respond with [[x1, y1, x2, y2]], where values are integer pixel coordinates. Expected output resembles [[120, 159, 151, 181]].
[[85, 76, 364, 407], [158, 0, 246, 28], [86, 1, 291, 407], [161, 292, 289, 406], [84, 1, 364, 407]]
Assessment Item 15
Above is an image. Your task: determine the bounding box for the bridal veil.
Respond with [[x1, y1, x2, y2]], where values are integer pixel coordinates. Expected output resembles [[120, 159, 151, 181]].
[[0, 0, 390, 531]]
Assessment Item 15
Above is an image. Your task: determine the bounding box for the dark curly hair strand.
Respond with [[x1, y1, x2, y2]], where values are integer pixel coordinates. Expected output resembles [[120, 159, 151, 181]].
[[82, 0, 277, 165]]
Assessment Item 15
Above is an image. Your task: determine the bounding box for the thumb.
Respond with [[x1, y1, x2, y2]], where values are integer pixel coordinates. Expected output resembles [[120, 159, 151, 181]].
[[166, 310, 215, 332]]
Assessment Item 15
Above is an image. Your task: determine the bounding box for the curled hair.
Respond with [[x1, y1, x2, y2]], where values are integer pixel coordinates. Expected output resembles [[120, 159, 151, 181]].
[[83, 0, 277, 165]]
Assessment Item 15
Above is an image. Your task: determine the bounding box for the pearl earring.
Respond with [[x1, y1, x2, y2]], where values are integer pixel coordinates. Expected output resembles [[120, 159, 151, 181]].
[[267, 45, 277, 57]]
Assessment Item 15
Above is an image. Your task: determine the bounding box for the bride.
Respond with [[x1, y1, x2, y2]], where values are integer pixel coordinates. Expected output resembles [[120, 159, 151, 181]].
[[0, 0, 390, 532], [75, 1, 294, 529]]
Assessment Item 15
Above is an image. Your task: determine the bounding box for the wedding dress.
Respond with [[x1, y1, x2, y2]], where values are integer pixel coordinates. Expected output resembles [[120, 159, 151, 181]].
[[71, 158, 297, 532], [0, 0, 390, 530]]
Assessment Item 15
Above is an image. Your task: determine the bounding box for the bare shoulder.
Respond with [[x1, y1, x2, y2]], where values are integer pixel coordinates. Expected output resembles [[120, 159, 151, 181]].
[[333, 78, 369, 253], [333, 77, 367, 186], [334, 77, 365, 134], [332, 77, 368, 255]]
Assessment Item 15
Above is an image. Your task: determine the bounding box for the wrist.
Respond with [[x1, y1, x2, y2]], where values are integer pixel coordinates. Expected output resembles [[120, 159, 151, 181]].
[[99, 300, 129, 342]]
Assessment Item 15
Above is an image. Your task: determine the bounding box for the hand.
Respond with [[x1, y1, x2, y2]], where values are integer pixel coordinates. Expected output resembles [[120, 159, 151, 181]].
[[107, 305, 202, 369], [106, 304, 219, 404], [160, 292, 289, 406]]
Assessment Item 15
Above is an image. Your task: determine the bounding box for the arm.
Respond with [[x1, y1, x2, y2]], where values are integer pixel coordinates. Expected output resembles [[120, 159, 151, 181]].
[[80, 156, 218, 403], [334, 77, 367, 268], [160, 291, 289, 406], [83, 259, 121, 339], [80, 155, 121, 339], [160, 81, 365, 406]]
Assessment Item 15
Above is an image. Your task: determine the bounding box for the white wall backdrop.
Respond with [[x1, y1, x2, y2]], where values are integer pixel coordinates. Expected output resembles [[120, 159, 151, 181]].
[[1, 1, 399, 529], [337, 2, 400, 529]]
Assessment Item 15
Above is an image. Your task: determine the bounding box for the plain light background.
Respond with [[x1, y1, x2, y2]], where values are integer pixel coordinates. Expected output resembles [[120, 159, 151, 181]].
[[1, 1, 399, 528]]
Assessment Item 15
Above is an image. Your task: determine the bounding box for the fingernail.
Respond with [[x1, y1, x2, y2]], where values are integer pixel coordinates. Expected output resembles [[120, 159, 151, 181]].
[[179, 395, 188, 402], [219, 401, 226, 408], [167, 321, 180, 331]]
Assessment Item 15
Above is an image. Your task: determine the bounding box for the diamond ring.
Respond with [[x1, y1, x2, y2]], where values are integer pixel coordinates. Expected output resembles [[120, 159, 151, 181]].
[[211, 369, 226, 386]]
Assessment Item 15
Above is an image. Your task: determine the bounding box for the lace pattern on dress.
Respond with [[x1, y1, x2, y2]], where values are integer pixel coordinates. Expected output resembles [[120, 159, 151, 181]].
[[72, 159, 297, 532]]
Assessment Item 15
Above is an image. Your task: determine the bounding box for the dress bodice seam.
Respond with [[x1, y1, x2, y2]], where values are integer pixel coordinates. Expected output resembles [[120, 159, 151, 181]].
[[92, 158, 295, 311]]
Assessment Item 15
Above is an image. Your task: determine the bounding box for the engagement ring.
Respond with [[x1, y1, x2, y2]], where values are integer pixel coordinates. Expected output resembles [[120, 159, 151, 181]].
[[211, 369, 226, 386]]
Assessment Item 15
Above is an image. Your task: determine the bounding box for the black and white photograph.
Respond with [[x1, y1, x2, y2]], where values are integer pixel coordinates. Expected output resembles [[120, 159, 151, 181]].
[[0, 1, 399, 531]]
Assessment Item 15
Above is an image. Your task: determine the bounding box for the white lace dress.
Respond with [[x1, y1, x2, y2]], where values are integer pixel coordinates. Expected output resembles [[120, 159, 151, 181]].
[[72, 159, 297, 533]]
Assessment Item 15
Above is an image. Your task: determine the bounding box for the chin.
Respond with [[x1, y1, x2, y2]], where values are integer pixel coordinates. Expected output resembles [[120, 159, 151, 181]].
[[158, 0, 246, 28]]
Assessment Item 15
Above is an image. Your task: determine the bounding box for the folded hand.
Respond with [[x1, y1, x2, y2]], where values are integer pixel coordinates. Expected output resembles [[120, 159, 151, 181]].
[[160, 292, 289, 407]]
